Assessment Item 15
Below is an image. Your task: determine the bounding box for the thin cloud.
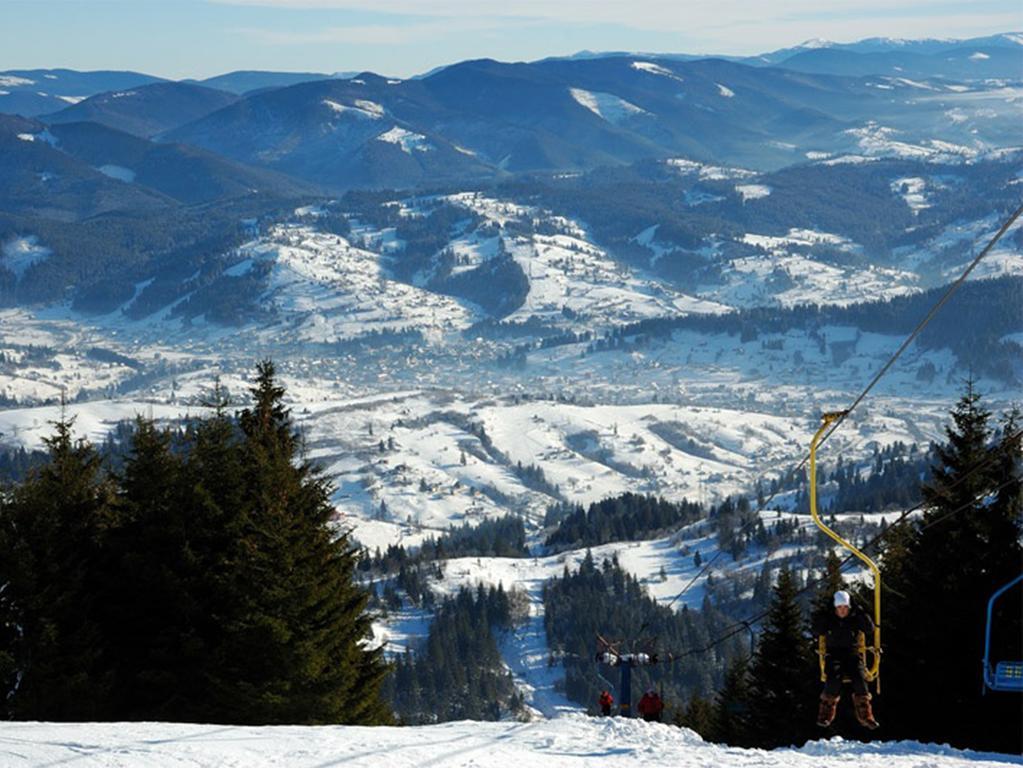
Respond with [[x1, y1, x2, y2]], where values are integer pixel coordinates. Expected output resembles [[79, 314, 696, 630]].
[[208, 0, 1002, 36], [236, 17, 531, 46]]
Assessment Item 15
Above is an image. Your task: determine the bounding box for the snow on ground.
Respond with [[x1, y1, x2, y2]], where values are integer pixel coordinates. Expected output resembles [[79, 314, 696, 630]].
[[2, 716, 1019, 767], [843, 122, 980, 163], [736, 183, 770, 201], [631, 61, 685, 83], [371, 606, 433, 657], [0, 400, 204, 449], [0, 75, 34, 87], [820, 154, 880, 166], [437, 193, 729, 323], [891, 176, 930, 211], [667, 158, 757, 180], [377, 126, 432, 153], [714, 246, 919, 309], [502, 231, 727, 324], [323, 98, 385, 119], [297, 392, 804, 547], [248, 224, 477, 341], [569, 88, 648, 123], [2, 236, 50, 280]]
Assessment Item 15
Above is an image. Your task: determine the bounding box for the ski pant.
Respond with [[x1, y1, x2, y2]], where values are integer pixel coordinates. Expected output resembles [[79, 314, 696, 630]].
[[823, 651, 869, 696]]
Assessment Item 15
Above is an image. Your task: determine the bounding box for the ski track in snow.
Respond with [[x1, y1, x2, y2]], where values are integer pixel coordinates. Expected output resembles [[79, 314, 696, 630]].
[[1, 717, 1019, 767]]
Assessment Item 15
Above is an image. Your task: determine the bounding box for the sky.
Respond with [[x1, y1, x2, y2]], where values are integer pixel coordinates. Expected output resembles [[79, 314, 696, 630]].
[[1, 0, 1019, 79]]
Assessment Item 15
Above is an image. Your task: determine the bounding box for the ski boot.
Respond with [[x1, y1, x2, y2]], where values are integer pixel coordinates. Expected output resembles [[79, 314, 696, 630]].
[[852, 693, 879, 730], [816, 693, 840, 727]]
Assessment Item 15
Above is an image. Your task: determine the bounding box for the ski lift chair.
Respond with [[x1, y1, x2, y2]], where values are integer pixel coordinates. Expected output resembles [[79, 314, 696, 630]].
[[810, 411, 882, 693], [983, 573, 1023, 693]]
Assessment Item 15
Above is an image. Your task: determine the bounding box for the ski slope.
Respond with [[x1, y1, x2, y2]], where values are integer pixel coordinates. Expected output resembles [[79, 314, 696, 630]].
[[2, 716, 1019, 767]]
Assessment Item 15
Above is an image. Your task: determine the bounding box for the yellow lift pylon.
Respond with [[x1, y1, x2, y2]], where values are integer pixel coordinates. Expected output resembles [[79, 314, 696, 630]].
[[810, 411, 882, 693]]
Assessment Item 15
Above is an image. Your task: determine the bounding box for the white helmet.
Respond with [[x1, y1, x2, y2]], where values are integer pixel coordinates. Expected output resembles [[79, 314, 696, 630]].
[[833, 590, 851, 608]]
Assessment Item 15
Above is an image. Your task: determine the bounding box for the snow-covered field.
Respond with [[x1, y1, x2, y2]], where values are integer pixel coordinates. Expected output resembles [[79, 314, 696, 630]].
[[2, 717, 1019, 767]]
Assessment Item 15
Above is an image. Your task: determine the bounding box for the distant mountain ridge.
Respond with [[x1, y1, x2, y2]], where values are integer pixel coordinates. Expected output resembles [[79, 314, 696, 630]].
[[0, 113, 316, 221], [164, 53, 1020, 190], [42, 82, 240, 138], [0, 69, 166, 116], [187, 70, 337, 95]]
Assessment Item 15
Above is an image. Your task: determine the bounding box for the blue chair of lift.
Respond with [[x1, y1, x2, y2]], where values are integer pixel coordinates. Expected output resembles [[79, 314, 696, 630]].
[[983, 573, 1023, 693]]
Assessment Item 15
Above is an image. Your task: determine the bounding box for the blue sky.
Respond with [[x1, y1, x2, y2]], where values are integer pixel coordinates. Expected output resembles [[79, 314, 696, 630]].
[[1, 0, 1019, 79]]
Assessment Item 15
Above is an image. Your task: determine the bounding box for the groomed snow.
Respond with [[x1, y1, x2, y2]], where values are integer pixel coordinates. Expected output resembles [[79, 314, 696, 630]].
[[1, 717, 1018, 767], [569, 88, 647, 123]]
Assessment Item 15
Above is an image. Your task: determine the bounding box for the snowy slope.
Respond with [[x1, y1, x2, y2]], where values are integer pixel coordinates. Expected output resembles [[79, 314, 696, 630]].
[[2, 716, 1019, 767]]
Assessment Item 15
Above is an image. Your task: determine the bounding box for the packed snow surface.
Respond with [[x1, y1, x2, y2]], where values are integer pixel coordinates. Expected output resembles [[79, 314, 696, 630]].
[[569, 88, 647, 123], [1, 717, 1019, 767]]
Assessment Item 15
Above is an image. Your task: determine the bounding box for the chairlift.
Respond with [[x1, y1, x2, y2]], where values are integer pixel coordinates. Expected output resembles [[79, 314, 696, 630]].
[[983, 573, 1023, 693], [809, 411, 882, 693]]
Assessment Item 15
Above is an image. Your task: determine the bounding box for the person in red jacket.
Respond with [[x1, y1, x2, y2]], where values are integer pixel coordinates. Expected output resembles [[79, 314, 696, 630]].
[[598, 690, 614, 716], [637, 689, 664, 722]]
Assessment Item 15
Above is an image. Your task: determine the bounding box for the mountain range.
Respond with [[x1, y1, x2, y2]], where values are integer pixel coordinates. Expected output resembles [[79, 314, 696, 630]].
[[0, 31, 1019, 320]]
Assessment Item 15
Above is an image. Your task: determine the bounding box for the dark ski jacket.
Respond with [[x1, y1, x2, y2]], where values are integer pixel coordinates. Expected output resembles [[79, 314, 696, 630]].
[[813, 608, 874, 652]]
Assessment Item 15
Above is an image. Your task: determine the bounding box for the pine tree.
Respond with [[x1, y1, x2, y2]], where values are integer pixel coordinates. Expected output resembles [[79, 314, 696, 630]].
[[0, 412, 116, 719], [711, 654, 752, 746], [881, 383, 1022, 753], [675, 694, 715, 738], [743, 567, 815, 748], [103, 417, 206, 719], [208, 360, 392, 724]]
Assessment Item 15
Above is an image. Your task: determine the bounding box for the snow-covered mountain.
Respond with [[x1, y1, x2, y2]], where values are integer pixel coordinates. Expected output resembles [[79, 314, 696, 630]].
[[0, 69, 166, 117]]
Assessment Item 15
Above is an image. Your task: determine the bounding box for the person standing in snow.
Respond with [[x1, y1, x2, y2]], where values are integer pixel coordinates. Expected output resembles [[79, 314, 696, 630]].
[[599, 690, 614, 716], [814, 590, 879, 730], [637, 690, 664, 722]]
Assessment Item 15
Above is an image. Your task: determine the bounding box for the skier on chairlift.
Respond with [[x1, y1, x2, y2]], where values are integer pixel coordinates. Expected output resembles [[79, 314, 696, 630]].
[[814, 590, 879, 730]]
